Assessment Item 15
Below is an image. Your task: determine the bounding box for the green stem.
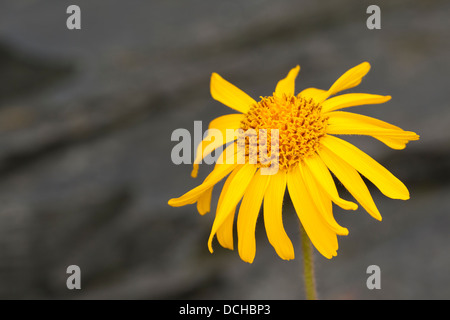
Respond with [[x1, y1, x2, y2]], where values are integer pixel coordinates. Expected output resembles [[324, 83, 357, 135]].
[[299, 223, 317, 300]]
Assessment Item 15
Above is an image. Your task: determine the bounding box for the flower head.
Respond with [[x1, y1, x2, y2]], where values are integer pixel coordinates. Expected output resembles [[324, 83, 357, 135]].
[[168, 62, 419, 263]]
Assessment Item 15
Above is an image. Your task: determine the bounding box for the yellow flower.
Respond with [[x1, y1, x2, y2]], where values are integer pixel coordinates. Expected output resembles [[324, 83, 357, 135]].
[[168, 62, 419, 263]]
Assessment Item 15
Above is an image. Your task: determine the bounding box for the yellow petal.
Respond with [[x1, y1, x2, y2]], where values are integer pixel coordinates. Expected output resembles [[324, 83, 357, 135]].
[[215, 167, 240, 250], [237, 170, 271, 263], [196, 186, 213, 215], [327, 111, 420, 146], [216, 213, 235, 250], [299, 87, 328, 102], [274, 65, 300, 97], [192, 114, 245, 177], [318, 147, 382, 220], [287, 166, 338, 259], [300, 161, 349, 236], [371, 136, 411, 150], [328, 111, 402, 131], [321, 135, 410, 200], [168, 161, 238, 207], [210, 73, 257, 113], [263, 170, 294, 261], [303, 155, 358, 211], [321, 93, 391, 113], [193, 141, 243, 179], [299, 62, 371, 104], [327, 62, 371, 97], [207, 164, 257, 253]]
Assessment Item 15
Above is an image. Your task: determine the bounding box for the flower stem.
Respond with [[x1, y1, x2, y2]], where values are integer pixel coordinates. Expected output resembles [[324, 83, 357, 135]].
[[299, 223, 317, 300]]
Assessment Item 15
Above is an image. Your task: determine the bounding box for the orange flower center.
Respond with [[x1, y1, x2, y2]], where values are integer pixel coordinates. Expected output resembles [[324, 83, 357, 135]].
[[240, 94, 328, 171]]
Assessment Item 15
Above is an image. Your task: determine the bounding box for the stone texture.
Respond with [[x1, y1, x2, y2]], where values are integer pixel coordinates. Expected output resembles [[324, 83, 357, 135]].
[[0, 0, 448, 299]]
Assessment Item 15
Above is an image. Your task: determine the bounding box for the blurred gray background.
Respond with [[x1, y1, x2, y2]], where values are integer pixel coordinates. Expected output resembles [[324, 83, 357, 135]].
[[0, 0, 448, 299]]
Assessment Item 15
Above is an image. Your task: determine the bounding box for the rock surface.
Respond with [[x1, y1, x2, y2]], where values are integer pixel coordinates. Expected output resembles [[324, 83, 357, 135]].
[[0, 0, 448, 299]]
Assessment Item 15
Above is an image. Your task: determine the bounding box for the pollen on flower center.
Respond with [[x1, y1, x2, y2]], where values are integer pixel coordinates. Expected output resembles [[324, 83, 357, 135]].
[[240, 94, 328, 171]]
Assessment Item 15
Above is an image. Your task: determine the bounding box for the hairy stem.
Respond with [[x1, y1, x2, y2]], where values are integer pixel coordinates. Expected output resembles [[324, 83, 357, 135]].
[[299, 223, 317, 300]]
